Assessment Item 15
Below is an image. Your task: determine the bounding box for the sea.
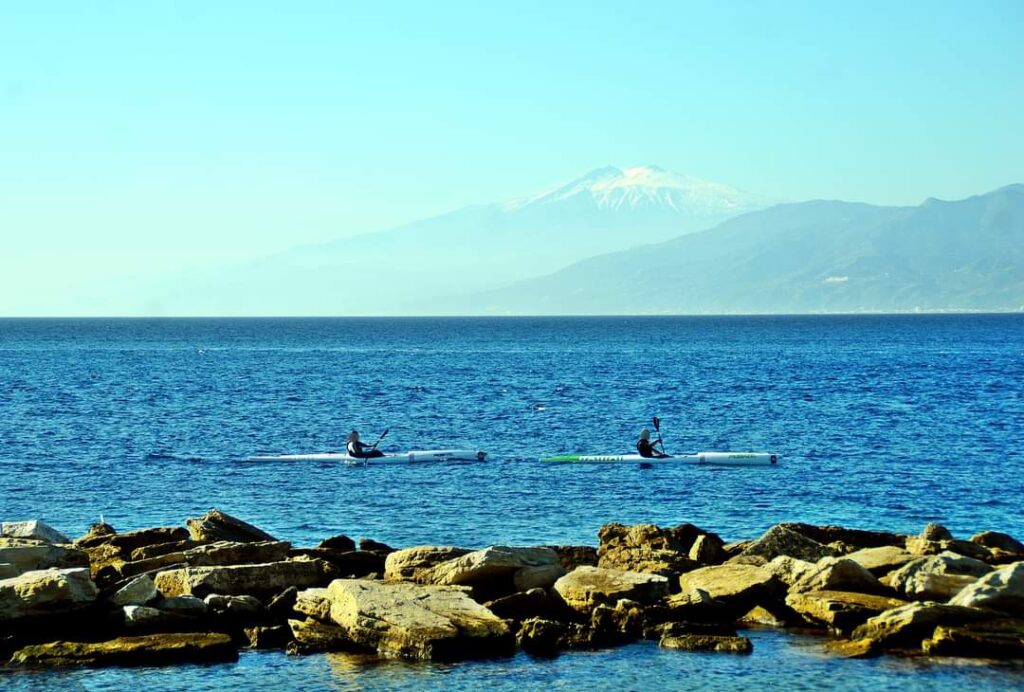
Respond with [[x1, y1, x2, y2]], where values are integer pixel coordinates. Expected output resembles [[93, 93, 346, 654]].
[[1, 315, 1022, 690]]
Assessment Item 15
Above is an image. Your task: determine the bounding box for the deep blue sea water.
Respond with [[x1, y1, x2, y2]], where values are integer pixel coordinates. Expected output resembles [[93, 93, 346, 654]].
[[2, 315, 1023, 689]]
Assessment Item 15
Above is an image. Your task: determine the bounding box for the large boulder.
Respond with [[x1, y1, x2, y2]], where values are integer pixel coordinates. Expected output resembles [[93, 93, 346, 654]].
[[763, 556, 814, 586], [325, 579, 513, 660], [597, 523, 721, 576], [844, 546, 915, 577], [790, 557, 887, 595], [905, 534, 991, 561], [288, 617, 354, 653], [948, 561, 1024, 617], [922, 618, 1024, 658], [76, 527, 189, 554], [674, 564, 782, 618], [516, 617, 567, 657], [153, 560, 325, 599], [131, 540, 205, 562], [785, 590, 907, 634], [851, 601, 992, 648], [428, 546, 563, 594], [920, 523, 954, 541], [887, 552, 992, 601], [739, 526, 838, 563], [384, 546, 470, 583], [0, 567, 98, 620], [294, 587, 332, 621], [970, 531, 1024, 556], [183, 541, 291, 567], [110, 575, 159, 607], [186, 510, 276, 543], [9, 633, 237, 667], [2, 521, 70, 545], [317, 535, 356, 552], [552, 566, 670, 615], [0, 539, 88, 576]]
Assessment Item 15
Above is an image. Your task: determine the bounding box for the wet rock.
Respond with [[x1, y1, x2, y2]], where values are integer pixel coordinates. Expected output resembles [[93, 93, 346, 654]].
[[9, 632, 238, 667], [110, 575, 159, 607], [590, 599, 646, 644], [920, 524, 954, 541], [153, 560, 325, 599], [0, 567, 98, 620], [516, 617, 566, 657], [845, 546, 915, 577], [204, 594, 266, 620], [663, 585, 731, 622], [739, 526, 839, 563], [823, 638, 879, 658], [2, 521, 70, 545], [384, 546, 470, 582], [597, 523, 713, 577], [970, 531, 1024, 556], [785, 590, 907, 634], [317, 535, 355, 552], [484, 588, 556, 621], [779, 523, 906, 550], [245, 624, 293, 650], [552, 566, 670, 615], [324, 579, 514, 660], [267, 586, 299, 618], [922, 618, 1024, 658], [740, 605, 792, 628], [545, 545, 598, 572], [675, 564, 783, 619], [887, 552, 992, 601], [0, 539, 89, 576], [851, 601, 992, 648], [287, 617, 354, 653], [948, 561, 1024, 617], [358, 538, 396, 555], [186, 509, 276, 544], [790, 557, 887, 595], [660, 634, 752, 653]]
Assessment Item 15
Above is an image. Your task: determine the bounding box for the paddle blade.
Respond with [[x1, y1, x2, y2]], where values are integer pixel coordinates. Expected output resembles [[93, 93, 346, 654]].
[[652, 416, 661, 432], [380, 427, 390, 440]]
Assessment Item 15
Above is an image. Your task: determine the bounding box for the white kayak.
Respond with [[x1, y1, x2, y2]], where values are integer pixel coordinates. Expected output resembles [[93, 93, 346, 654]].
[[539, 452, 779, 466], [246, 449, 488, 464]]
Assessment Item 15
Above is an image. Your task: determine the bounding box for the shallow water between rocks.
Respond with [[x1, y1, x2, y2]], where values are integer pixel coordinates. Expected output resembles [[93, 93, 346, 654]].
[[1, 315, 1022, 688]]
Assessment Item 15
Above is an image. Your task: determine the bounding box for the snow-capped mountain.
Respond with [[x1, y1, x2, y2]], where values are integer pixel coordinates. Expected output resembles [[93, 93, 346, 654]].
[[129, 166, 771, 315], [504, 165, 767, 215]]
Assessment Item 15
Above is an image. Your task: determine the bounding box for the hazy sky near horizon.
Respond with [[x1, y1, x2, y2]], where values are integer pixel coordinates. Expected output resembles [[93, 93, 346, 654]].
[[2, 1, 1022, 314]]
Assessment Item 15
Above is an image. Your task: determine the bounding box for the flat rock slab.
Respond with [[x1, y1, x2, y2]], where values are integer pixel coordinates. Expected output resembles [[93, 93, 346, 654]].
[[2, 521, 70, 545], [660, 634, 753, 653], [0, 567, 98, 621], [923, 618, 1024, 658], [326, 579, 513, 661], [0, 540, 89, 576], [887, 551, 992, 600], [553, 566, 669, 614], [845, 546, 915, 577], [429, 546, 563, 588], [852, 601, 993, 648], [675, 564, 781, 617], [154, 560, 324, 599], [790, 557, 886, 595], [10, 633, 237, 667], [786, 590, 907, 634], [384, 546, 470, 583]]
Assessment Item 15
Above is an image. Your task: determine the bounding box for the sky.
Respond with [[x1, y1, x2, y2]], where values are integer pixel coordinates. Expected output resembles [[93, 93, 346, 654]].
[[1, 1, 1022, 315]]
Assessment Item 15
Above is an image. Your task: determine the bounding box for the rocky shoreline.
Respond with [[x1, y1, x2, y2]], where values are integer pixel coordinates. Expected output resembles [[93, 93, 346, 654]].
[[2, 511, 1022, 669]]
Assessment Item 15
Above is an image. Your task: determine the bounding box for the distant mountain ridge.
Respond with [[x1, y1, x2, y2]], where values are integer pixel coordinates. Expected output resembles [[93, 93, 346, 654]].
[[149, 166, 767, 315], [452, 184, 1024, 314]]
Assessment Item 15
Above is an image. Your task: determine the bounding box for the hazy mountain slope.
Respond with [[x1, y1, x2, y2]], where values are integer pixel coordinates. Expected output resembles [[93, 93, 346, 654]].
[[459, 184, 1024, 314], [144, 166, 767, 315]]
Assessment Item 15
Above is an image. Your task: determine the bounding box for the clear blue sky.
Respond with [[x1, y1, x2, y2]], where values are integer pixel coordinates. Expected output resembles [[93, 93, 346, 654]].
[[1, 1, 1022, 314]]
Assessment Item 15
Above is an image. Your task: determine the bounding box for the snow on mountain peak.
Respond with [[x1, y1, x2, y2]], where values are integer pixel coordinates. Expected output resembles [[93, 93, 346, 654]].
[[503, 165, 767, 215]]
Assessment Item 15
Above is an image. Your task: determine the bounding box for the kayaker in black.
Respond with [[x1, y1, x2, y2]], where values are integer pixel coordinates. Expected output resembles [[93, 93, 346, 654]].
[[346, 430, 385, 459], [636, 428, 669, 459]]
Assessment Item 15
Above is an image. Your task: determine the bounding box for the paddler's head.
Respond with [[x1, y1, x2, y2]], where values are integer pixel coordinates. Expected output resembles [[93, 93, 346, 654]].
[[639, 428, 651, 440], [347, 430, 360, 442]]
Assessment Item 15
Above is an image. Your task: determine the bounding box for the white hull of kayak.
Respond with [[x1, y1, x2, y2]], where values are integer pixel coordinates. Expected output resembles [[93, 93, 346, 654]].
[[539, 452, 778, 466], [246, 449, 488, 464]]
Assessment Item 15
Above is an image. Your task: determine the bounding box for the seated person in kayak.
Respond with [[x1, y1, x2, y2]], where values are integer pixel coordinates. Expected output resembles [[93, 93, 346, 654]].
[[346, 430, 385, 459], [636, 428, 669, 458]]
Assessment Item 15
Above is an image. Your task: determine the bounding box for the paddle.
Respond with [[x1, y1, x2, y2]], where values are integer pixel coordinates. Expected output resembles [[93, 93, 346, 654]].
[[357, 428, 389, 466], [652, 416, 667, 455]]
